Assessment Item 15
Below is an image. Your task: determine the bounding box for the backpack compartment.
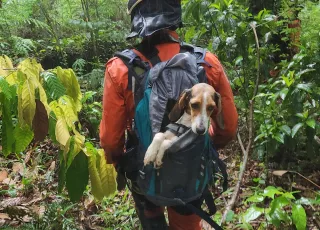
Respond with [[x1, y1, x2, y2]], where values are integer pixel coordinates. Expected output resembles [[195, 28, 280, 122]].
[[137, 131, 212, 207]]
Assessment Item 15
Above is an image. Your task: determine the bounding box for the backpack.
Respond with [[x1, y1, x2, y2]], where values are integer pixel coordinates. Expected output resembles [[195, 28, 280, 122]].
[[114, 41, 228, 230]]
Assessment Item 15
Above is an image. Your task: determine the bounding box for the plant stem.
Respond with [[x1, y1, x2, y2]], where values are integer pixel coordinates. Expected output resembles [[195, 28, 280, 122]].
[[221, 22, 261, 224]]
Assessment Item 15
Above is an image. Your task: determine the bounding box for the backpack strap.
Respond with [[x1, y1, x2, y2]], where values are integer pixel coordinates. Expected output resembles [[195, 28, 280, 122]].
[[179, 42, 213, 67], [114, 49, 150, 91], [165, 123, 190, 137]]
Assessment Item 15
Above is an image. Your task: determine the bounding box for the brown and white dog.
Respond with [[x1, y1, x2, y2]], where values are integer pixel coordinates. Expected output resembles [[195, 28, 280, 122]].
[[143, 83, 224, 168]]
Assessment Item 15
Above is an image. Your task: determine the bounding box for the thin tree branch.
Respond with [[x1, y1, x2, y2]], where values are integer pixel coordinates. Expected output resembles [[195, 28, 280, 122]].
[[221, 22, 261, 224]]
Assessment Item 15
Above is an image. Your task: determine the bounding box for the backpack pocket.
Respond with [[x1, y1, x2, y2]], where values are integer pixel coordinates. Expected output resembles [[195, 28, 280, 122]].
[[134, 88, 152, 152]]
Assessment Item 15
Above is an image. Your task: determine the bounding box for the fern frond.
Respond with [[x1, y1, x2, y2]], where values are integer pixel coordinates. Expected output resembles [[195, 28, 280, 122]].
[[42, 72, 66, 101]]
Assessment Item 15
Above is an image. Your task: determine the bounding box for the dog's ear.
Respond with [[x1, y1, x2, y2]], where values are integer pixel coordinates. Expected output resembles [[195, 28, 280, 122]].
[[168, 89, 191, 122], [214, 92, 225, 130]]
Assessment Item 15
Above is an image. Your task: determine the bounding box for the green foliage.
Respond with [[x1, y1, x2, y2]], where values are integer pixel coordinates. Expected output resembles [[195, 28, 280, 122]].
[[235, 185, 317, 229], [0, 55, 116, 203]]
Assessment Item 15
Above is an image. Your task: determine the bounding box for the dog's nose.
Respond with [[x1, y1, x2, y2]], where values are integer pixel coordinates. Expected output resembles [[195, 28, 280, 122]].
[[196, 127, 206, 135]]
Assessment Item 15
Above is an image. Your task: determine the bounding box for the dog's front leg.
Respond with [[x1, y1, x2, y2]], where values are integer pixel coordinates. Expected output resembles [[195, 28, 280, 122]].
[[155, 136, 178, 168], [144, 133, 165, 166]]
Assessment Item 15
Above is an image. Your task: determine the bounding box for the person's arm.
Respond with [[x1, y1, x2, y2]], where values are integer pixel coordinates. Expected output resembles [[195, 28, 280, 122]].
[[99, 58, 134, 164], [204, 52, 238, 149]]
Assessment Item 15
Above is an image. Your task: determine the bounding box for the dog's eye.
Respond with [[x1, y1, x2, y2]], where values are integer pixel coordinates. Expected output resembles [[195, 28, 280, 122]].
[[190, 103, 200, 109], [207, 105, 215, 111]]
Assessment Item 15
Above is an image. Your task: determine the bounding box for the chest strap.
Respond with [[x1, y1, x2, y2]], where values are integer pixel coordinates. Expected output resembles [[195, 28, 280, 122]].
[[165, 123, 190, 137]]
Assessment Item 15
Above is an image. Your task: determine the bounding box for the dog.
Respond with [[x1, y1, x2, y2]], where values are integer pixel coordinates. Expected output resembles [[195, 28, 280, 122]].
[[143, 83, 224, 168]]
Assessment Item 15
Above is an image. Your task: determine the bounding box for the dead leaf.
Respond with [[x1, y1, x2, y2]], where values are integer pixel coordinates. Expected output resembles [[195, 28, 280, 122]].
[[0, 213, 10, 220], [24, 150, 32, 164], [31, 205, 45, 218], [12, 162, 24, 175], [22, 215, 32, 222], [48, 161, 56, 171], [32, 99, 49, 142], [0, 197, 25, 209], [272, 170, 288, 177], [0, 171, 8, 182], [2, 178, 13, 185]]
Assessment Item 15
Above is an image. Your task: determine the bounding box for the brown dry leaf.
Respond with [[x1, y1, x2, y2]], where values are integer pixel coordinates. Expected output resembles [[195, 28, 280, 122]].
[[272, 170, 289, 177], [0, 213, 10, 220], [2, 177, 14, 185], [12, 162, 24, 175], [22, 215, 33, 223], [48, 161, 56, 171], [0, 171, 8, 182], [0, 197, 25, 209], [24, 150, 32, 164], [32, 99, 49, 142], [31, 205, 45, 218]]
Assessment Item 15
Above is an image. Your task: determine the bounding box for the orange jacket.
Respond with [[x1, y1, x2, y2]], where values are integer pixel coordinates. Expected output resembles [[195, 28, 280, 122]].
[[100, 32, 238, 163]]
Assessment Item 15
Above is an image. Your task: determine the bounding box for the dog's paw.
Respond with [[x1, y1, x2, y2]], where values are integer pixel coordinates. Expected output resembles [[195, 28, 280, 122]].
[[143, 149, 157, 166], [154, 156, 163, 168]]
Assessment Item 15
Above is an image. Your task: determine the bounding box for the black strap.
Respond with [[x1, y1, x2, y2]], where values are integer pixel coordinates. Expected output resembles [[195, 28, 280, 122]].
[[165, 123, 190, 137]]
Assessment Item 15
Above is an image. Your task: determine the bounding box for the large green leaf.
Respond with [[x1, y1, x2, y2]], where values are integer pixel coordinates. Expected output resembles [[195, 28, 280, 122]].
[[55, 67, 82, 111], [242, 205, 264, 223], [66, 133, 85, 169], [292, 204, 307, 230], [66, 151, 89, 202], [0, 76, 15, 100], [21, 77, 36, 126], [263, 186, 283, 199], [291, 123, 304, 138], [14, 123, 34, 153], [48, 111, 58, 144], [1, 99, 15, 156]]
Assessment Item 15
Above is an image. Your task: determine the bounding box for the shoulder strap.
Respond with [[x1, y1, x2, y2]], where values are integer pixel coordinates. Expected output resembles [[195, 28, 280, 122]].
[[114, 49, 150, 91], [179, 42, 213, 67]]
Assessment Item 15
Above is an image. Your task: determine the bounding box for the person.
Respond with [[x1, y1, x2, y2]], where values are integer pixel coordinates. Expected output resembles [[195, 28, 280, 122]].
[[99, 0, 238, 229]]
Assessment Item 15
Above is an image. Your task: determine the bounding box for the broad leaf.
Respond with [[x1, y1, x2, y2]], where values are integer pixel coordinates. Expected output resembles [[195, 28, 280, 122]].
[[0, 76, 15, 100], [14, 123, 34, 153], [55, 67, 82, 111], [0, 55, 14, 77], [48, 111, 57, 143], [246, 195, 264, 203], [66, 151, 89, 202], [291, 123, 304, 138], [32, 99, 49, 142], [306, 119, 316, 129], [279, 125, 291, 136], [55, 118, 70, 146], [292, 204, 307, 230], [1, 100, 15, 156], [66, 133, 85, 169], [273, 133, 284, 144], [21, 78, 36, 126], [263, 186, 283, 199], [98, 149, 117, 198], [225, 210, 235, 222], [242, 206, 264, 223], [296, 83, 312, 93]]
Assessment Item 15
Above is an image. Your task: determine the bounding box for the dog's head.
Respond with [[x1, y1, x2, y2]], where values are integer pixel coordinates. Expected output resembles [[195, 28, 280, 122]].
[[169, 83, 224, 135]]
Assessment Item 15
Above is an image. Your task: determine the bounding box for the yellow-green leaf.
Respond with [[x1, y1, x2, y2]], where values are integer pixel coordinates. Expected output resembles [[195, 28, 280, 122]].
[[55, 118, 70, 146], [14, 123, 34, 153], [21, 78, 36, 126], [98, 149, 117, 198], [67, 133, 85, 168], [55, 67, 82, 111], [17, 58, 43, 82], [0, 55, 14, 77]]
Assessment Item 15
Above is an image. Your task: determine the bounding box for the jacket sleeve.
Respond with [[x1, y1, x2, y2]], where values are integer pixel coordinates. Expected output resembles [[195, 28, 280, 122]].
[[99, 57, 134, 163], [204, 52, 238, 149]]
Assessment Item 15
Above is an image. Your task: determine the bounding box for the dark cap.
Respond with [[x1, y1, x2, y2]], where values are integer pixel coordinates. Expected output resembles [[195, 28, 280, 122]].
[[127, 0, 182, 39]]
